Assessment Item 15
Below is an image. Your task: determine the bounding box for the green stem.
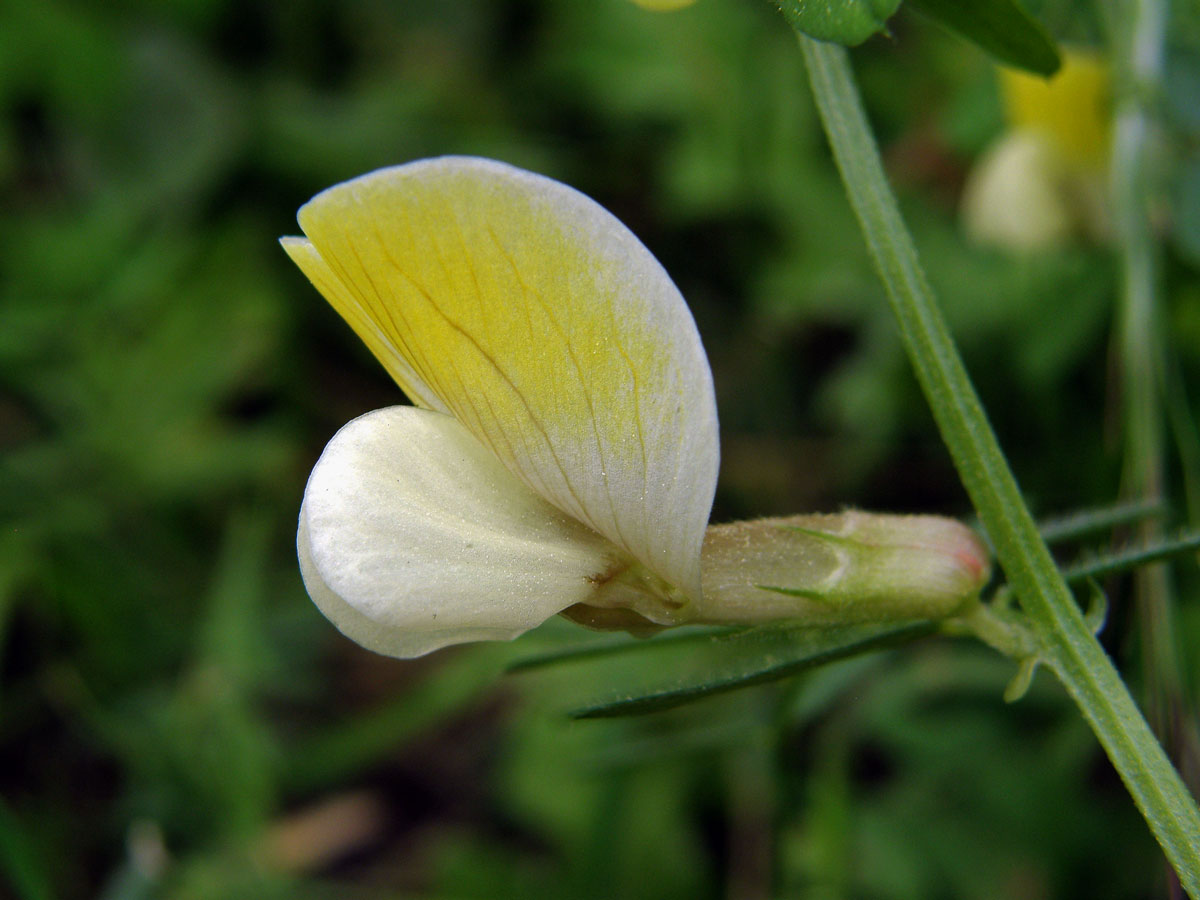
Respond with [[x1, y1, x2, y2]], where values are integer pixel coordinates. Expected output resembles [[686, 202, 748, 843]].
[[797, 34, 1200, 895], [1109, 0, 1165, 509], [1108, 0, 1200, 860], [1107, 0, 1197, 758]]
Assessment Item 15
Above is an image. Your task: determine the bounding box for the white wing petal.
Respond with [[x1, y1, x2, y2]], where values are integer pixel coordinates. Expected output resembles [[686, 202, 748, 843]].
[[299, 405, 624, 657]]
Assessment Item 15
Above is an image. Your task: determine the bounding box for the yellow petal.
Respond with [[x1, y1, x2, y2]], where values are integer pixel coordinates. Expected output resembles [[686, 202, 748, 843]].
[[287, 157, 719, 601], [1000, 49, 1110, 169], [281, 236, 447, 414]]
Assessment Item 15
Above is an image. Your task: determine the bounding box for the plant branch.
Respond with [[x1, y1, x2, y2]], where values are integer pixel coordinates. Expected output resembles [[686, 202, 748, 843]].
[[1106, 0, 1200, 803], [796, 33, 1200, 895]]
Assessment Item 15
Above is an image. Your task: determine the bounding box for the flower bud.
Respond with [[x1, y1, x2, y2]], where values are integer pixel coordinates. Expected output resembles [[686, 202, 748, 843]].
[[692, 512, 990, 625]]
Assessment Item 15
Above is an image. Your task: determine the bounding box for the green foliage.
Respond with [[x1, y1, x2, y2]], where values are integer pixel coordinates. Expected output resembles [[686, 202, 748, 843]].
[[512, 621, 934, 718], [772, 0, 1062, 76], [908, 0, 1061, 75], [1, 0, 1197, 898], [798, 33, 1200, 887]]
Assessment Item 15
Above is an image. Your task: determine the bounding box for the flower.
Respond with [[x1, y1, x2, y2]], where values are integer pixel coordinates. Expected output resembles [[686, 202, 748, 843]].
[[961, 50, 1110, 250], [284, 157, 719, 657], [1000, 51, 1109, 170], [285, 157, 990, 658]]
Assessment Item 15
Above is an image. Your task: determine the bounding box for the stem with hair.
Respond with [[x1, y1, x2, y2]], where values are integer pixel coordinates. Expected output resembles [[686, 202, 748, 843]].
[[796, 33, 1200, 896]]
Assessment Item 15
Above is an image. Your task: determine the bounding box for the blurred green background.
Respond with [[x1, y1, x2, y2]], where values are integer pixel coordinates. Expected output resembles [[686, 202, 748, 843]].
[[2, 0, 1199, 897]]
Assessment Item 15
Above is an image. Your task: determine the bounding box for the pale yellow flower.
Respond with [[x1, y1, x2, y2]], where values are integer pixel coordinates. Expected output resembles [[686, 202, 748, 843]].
[[1001, 51, 1109, 168], [962, 50, 1111, 250], [285, 158, 989, 657]]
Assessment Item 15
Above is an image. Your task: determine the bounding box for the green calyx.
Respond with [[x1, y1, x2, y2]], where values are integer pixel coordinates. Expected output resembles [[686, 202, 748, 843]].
[[695, 511, 990, 626], [772, 0, 901, 46]]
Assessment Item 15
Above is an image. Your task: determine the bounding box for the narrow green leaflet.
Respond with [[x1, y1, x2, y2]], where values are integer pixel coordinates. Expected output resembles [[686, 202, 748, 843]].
[[908, 0, 1061, 76], [772, 0, 902, 46], [507, 625, 744, 673], [512, 620, 934, 719], [1036, 498, 1165, 544], [1061, 531, 1200, 585]]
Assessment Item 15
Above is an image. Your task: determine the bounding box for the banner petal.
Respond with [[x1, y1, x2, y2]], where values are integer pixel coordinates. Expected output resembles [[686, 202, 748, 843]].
[[290, 157, 718, 600]]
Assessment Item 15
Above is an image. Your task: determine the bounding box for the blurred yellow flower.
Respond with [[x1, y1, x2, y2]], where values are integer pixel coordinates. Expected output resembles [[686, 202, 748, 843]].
[[962, 49, 1111, 250], [628, 0, 698, 10], [1001, 50, 1110, 168]]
